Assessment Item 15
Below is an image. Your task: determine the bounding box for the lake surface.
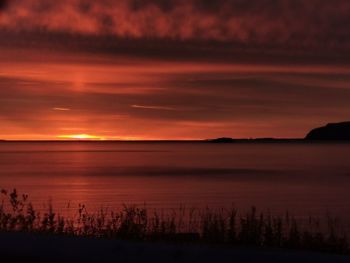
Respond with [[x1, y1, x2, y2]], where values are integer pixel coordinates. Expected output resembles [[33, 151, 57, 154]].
[[0, 142, 350, 221]]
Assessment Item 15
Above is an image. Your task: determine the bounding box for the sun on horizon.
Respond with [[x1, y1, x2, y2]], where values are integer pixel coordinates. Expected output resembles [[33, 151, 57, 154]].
[[57, 134, 106, 140]]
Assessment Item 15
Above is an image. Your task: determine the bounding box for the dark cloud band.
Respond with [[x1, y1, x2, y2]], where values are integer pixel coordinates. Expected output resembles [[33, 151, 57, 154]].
[[0, 0, 8, 10], [0, 0, 349, 50]]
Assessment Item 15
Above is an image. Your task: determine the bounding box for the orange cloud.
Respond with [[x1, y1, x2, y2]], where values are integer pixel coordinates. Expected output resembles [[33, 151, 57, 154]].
[[1, 36, 350, 141], [53, 107, 70, 111]]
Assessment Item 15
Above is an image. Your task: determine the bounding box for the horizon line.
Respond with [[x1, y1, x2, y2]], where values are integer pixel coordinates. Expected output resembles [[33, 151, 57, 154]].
[[0, 138, 305, 142]]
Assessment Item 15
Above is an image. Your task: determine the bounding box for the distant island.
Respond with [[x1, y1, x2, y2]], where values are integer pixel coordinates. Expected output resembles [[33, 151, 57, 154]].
[[208, 121, 350, 142], [207, 137, 237, 143], [305, 121, 350, 140], [207, 137, 299, 143]]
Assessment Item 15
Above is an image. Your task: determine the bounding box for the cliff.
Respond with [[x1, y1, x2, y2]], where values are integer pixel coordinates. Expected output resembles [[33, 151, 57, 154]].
[[305, 122, 350, 140]]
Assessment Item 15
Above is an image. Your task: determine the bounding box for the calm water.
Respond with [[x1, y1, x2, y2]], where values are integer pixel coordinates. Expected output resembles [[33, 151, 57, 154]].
[[0, 142, 350, 221]]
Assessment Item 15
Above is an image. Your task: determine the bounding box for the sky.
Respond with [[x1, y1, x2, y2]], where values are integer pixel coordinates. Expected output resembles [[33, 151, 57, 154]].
[[1, 0, 350, 140]]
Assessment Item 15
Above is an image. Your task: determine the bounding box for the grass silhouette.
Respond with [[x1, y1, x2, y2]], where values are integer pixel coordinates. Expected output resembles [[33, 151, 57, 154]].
[[0, 189, 348, 254]]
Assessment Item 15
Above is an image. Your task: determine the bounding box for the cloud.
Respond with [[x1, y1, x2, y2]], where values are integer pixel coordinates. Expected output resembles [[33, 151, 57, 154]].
[[0, 0, 349, 50], [53, 107, 70, 111], [131, 104, 177, 111], [1, 20, 350, 140]]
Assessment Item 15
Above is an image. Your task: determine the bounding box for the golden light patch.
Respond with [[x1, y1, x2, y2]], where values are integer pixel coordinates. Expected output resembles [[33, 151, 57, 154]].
[[57, 134, 105, 140]]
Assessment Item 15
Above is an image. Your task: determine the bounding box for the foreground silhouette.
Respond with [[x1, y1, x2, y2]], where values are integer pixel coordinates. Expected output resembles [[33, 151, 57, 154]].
[[1, 232, 349, 263], [0, 189, 349, 258]]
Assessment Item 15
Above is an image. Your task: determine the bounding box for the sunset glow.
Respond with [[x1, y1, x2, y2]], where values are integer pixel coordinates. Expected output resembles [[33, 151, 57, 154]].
[[1, 1, 350, 260], [0, 0, 350, 140], [57, 134, 105, 141]]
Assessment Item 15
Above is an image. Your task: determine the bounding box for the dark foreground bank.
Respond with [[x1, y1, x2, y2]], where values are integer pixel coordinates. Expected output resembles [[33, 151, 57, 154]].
[[1, 189, 349, 256], [0, 233, 350, 263]]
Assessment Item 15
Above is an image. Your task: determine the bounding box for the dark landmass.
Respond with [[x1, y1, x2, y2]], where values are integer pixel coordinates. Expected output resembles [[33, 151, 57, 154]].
[[207, 137, 237, 143], [206, 138, 303, 143], [305, 122, 350, 140]]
